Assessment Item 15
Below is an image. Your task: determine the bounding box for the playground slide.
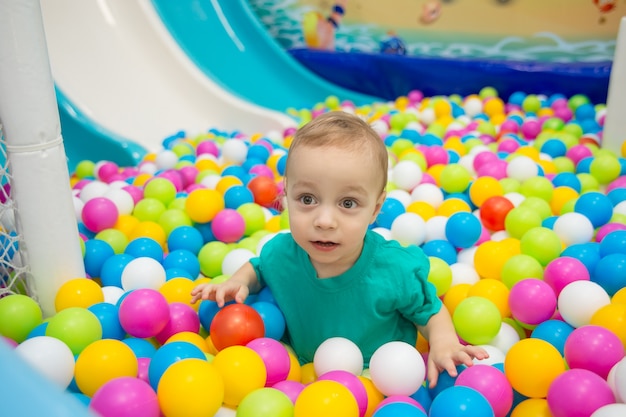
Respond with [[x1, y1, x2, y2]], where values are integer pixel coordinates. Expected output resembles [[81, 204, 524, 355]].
[[41, 0, 380, 172]]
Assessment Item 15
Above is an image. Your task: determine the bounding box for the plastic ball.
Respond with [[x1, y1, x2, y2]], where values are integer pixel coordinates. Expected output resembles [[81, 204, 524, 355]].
[[154, 302, 200, 344], [531, 319, 575, 356], [563, 325, 624, 379], [157, 358, 224, 417], [593, 253, 626, 296], [507, 156, 539, 182], [552, 211, 594, 246], [547, 369, 616, 417], [293, 380, 360, 417], [313, 336, 364, 377], [479, 196, 514, 231], [74, 339, 138, 397], [212, 345, 267, 407], [121, 257, 166, 291], [0, 294, 43, 343], [185, 188, 224, 223], [455, 364, 513, 417], [558, 280, 611, 328], [369, 341, 425, 397], [373, 401, 427, 417], [504, 338, 566, 398], [543, 256, 590, 296], [504, 206, 542, 239], [439, 164, 472, 193], [452, 296, 502, 344], [118, 288, 170, 338], [14, 335, 75, 389], [590, 303, 626, 349], [445, 211, 482, 248], [237, 387, 294, 417], [82, 197, 119, 233], [247, 175, 279, 207], [574, 191, 613, 228], [90, 376, 160, 417], [166, 225, 204, 254], [318, 370, 368, 417], [55, 278, 104, 311], [273, 379, 306, 404], [88, 302, 126, 340], [163, 249, 200, 279], [392, 160, 423, 191], [591, 404, 626, 417], [211, 208, 246, 243], [237, 202, 267, 236], [83, 238, 115, 278], [508, 278, 557, 326], [390, 212, 427, 246], [473, 240, 518, 281], [429, 385, 495, 417], [148, 341, 206, 390], [519, 227, 562, 266], [251, 301, 286, 341], [124, 237, 164, 261], [376, 198, 406, 229], [45, 307, 102, 355], [197, 241, 230, 277], [500, 254, 544, 289], [210, 303, 265, 351], [510, 398, 552, 417], [247, 337, 291, 386], [467, 278, 511, 319]]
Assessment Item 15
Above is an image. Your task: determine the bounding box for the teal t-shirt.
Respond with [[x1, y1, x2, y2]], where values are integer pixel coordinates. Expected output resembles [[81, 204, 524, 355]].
[[250, 230, 442, 365]]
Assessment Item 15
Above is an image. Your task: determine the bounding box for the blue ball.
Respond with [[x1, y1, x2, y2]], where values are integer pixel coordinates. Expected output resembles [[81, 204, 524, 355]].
[[165, 268, 194, 281], [599, 230, 626, 257], [122, 337, 157, 358], [592, 253, 626, 296], [429, 385, 494, 417], [251, 301, 286, 341], [422, 240, 457, 265], [162, 249, 201, 279], [373, 401, 427, 417], [530, 319, 574, 356], [224, 184, 254, 209], [540, 139, 567, 158], [574, 191, 614, 228], [376, 198, 406, 229], [148, 341, 205, 390], [167, 225, 204, 254], [607, 187, 626, 206], [124, 237, 164, 261], [100, 253, 135, 288], [88, 302, 125, 340], [83, 239, 115, 278], [198, 300, 221, 332], [551, 172, 581, 192], [575, 156, 593, 174], [247, 144, 271, 163], [560, 242, 601, 275], [445, 212, 482, 249]]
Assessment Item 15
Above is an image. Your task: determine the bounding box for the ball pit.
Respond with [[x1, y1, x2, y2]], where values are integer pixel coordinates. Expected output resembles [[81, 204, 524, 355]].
[[3, 88, 626, 417]]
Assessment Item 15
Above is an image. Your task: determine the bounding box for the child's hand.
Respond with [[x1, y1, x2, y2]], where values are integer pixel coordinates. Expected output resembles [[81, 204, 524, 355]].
[[190, 279, 251, 307], [426, 343, 489, 388]]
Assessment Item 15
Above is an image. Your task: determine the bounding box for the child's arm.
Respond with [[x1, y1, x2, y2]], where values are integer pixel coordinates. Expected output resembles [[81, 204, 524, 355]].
[[190, 262, 262, 307], [418, 306, 489, 388]]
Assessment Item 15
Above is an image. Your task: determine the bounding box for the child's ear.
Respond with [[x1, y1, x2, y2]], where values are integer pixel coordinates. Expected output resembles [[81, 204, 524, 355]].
[[371, 190, 387, 222]]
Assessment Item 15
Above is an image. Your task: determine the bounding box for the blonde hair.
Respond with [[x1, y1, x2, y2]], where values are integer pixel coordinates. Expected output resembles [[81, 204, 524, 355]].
[[286, 111, 388, 191]]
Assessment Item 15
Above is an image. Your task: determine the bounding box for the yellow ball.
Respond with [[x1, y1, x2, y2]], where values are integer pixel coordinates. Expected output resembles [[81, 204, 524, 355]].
[[443, 283, 471, 316], [406, 201, 436, 221], [128, 221, 167, 248], [286, 347, 302, 382], [504, 338, 565, 398], [437, 198, 472, 217], [185, 189, 225, 223], [358, 376, 384, 417], [215, 175, 243, 195], [510, 398, 552, 417], [468, 278, 511, 318], [159, 277, 198, 309], [55, 278, 104, 312], [166, 331, 210, 353], [550, 186, 579, 216], [469, 176, 504, 207], [114, 214, 141, 237], [212, 345, 267, 407], [75, 339, 138, 397], [474, 240, 519, 280], [300, 362, 317, 385], [613, 287, 626, 305], [590, 303, 626, 349], [157, 358, 224, 417], [294, 380, 359, 417]]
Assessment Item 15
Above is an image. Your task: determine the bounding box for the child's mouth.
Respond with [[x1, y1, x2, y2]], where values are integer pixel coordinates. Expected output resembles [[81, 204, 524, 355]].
[[312, 241, 338, 249]]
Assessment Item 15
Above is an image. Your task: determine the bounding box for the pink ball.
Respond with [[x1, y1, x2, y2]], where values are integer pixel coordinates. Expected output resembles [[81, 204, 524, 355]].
[[122, 185, 144, 205], [564, 325, 625, 379], [155, 302, 200, 344], [90, 376, 160, 417], [547, 369, 616, 417], [606, 176, 626, 193], [119, 289, 170, 338], [318, 370, 368, 417], [96, 161, 119, 183], [455, 364, 513, 417], [249, 164, 274, 179], [177, 165, 199, 189], [376, 395, 425, 412], [473, 151, 498, 172], [543, 256, 590, 296], [497, 137, 521, 154], [211, 209, 246, 243], [554, 106, 573, 122], [499, 119, 520, 135], [423, 146, 449, 166], [476, 159, 508, 179], [246, 337, 291, 386], [196, 140, 219, 157], [596, 223, 626, 242], [566, 144, 593, 166], [82, 197, 119, 232], [273, 380, 305, 404], [521, 119, 542, 139], [509, 278, 557, 326], [156, 170, 183, 192], [137, 357, 151, 383]]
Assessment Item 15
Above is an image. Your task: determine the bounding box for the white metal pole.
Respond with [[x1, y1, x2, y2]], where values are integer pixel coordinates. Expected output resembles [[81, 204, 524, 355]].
[[603, 16, 626, 154], [0, 0, 86, 317]]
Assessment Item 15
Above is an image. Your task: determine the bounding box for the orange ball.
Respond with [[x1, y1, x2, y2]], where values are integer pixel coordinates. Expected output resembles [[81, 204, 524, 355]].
[[247, 176, 279, 207]]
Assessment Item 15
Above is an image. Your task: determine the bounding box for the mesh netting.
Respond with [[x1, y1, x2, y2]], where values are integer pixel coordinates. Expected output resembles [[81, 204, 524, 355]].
[[0, 125, 34, 298]]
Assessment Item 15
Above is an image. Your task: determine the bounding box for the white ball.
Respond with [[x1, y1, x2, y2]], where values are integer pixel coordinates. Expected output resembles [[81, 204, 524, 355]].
[[411, 183, 444, 208], [139, 161, 157, 175], [391, 160, 423, 191], [472, 344, 506, 365], [390, 212, 426, 246], [79, 180, 109, 202], [371, 227, 392, 240], [612, 357, 626, 404], [503, 192, 525, 207], [607, 359, 625, 403], [487, 322, 520, 355], [369, 341, 425, 396], [221, 248, 255, 276], [199, 174, 221, 189], [552, 212, 594, 246], [370, 120, 389, 136], [102, 286, 125, 305], [424, 215, 448, 242], [450, 262, 480, 286], [558, 280, 610, 328], [386, 189, 412, 208], [457, 246, 478, 265], [121, 257, 166, 291], [591, 404, 626, 417], [313, 337, 364, 376], [463, 96, 483, 117], [104, 188, 135, 216], [506, 156, 539, 182], [221, 139, 249, 165], [490, 230, 510, 241], [419, 107, 436, 125], [15, 336, 75, 388], [154, 149, 179, 170], [613, 200, 626, 216], [73, 196, 85, 222]]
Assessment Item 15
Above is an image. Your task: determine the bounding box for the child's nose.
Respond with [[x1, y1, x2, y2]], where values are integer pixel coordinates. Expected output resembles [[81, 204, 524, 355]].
[[314, 206, 337, 229]]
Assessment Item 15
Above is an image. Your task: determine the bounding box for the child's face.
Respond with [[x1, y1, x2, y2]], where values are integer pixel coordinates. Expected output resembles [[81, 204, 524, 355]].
[[284, 144, 385, 278]]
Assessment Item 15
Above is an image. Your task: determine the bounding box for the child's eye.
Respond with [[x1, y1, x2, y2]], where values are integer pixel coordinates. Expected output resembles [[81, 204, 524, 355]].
[[300, 195, 316, 205], [341, 199, 357, 209]]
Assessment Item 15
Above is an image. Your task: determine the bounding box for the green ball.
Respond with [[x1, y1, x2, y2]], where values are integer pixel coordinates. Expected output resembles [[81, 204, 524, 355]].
[[45, 307, 102, 355], [158, 208, 192, 236], [542, 117, 565, 131], [522, 95, 542, 113], [390, 138, 414, 157], [95, 229, 128, 254], [439, 164, 472, 194], [169, 196, 187, 211], [237, 237, 261, 254], [553, 156, 575, 173], [389, 113, 410, 131], [577, 173, 600, 193], [74, 160, 96, 179], [452, 296, 502, 345], [504, 206, 543, 239], [589, 154, 621, 185], [133, 197, 167, 222], [479, 86, 498, 99], [428, 257, 452, 297], [280, 210, 290, 230], [0, 294, 43, 343], [236, 387, 294, 417], [499, 178, 521, 194], [568, 94, 590, 111], [519, 177, 554, 203], [519, 227, 562, 266], [143, 178, 177, 206], [236, 203, 266, 236], [500, 254, 544, 289], [170, 142, 195, 158], [198, 241, 230, 277], [562, 123, 583, 139], [519, 196, 553, 220], [324, 95, 341, 109]]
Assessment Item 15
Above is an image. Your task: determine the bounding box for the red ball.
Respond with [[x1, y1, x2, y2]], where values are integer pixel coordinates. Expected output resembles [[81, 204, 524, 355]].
[[209, 303, 265, 351], [247, 175, 279, 207], [479, 196, 514, 231]]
